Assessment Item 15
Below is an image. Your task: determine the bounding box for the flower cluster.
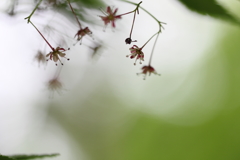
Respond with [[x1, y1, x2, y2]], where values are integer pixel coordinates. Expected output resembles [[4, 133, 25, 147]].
[[98, 2, 164, 80], [25, 0, 165, 95]]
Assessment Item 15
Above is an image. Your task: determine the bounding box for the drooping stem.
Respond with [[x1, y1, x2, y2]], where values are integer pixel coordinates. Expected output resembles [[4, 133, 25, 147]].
[[129, 11, 137, 38], [29, 20, 54, 51], [140, 32, 158, 50], [66, 0, 82, 29], [118, 1, 142, 17], [24, 0, 43, 23], [121, 0, 165, 23], [117, 10, 134, 17], [121, 0, 166, 66], [148, 32, 159, 65]]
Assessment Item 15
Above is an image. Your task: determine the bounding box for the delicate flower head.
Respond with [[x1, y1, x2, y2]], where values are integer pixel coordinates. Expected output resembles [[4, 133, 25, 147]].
[[137, 65, 160, 80], [46, 47, 70, 66], [47, 77, 64, 97], [74, 27, 92, 44], [126, 45, 144, 65], [99, 6, 122, 28], [48, 77, 62, 91], [35, 50, 46, 66]]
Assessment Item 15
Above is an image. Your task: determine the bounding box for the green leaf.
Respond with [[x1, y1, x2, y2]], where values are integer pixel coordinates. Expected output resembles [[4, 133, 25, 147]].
[[177, 0, 239, 24], [71, 0, 105, 8], [7, 154, 59, 160], [0, 155, 15, 160], [51, 0, 106, 24]]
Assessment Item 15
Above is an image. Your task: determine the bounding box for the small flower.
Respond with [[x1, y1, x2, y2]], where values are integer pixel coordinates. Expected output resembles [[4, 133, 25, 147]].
[[47, 77, 63, 97], [34, 50, 46, 66], [46, 47, 70, 66], [126, 45, 144, 65], [99, 6, 122, 28], [137, 65, 161, 80], [125, 38, 137, 44], [74, 27, 92, 44]]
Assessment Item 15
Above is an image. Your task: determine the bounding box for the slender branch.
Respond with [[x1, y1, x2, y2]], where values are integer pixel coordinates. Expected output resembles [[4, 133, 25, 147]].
[[66, 0, 82, 29], [140, 32, 158, 49], [117, 10, 134, 17], [129, 11, 136, 38], [148, 33, 159, 65], [29, 20, 54, 51], [121, 0, 166, 66], [121, 0, 166, 24], [24, 0, 43, 23], [117, 1, 141, 16]]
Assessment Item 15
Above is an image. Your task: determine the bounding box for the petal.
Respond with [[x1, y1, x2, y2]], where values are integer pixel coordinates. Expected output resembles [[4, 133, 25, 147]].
[[58, 52, 66, 57], [113, 8, 118, 15], [111, 21, 116, 28], [46, 53, 51, 57], [107, 6, 112, 15], [115, 15, 121, 19], [58, 48, 66, 51], [53, 55, 59, 62]]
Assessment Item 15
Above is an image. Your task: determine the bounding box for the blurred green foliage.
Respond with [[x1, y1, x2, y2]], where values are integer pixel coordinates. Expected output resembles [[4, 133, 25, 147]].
[[0, 154, 59, 160], [178, 0, 239, 24], [48, 14, 240, 160], [4, 0, 240, 160]]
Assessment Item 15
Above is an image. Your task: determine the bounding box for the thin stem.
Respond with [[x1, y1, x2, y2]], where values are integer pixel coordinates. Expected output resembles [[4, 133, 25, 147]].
[[117, 10, 134, 17], [66, 0, 82, 29], [129, 11, 136, 38], [121, 0, 166, 25], [148, 33, 159, 65], [24, 0, 43, 23], [121, 0, 166, 66], [29, 20, 54, 51], [117, 1, 142, 16], [139, 6, 166, 25], [140, 32, 158, 49]]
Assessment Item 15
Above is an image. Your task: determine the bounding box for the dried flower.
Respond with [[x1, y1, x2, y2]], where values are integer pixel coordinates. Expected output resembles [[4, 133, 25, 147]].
[[74, 27, 92, 43], [126, 45, 144, 65], [46, 47, 69, 65], [137, 65, 160, 80], [99, 6, 122, 28]]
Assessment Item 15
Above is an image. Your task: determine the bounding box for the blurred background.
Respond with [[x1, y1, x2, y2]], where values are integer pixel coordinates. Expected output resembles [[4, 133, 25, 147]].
[[1, 0, 240, 160]]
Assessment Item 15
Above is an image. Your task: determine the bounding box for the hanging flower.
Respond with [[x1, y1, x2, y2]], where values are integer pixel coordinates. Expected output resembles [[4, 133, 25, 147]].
[[34, 50, 46, 66], [137, 65, 160, 80], [74, 27, 92, 43], [46, 47, 69, 65], [126, 45, 144, 65], [47, 77, 64, 97], [99, 6, 122, 28]]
